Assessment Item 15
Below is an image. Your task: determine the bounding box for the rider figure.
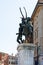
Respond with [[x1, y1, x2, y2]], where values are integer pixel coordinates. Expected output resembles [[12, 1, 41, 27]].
[[17, 23, 23, 44]]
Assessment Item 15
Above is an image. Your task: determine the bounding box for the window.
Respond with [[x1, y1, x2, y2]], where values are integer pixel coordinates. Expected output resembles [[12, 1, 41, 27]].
[[11, 62, 15, 64], [9, 61, 10, 64]]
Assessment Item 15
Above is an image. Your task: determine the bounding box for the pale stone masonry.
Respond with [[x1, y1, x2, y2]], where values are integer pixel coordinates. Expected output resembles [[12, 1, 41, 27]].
[[17, 43, 36, 65], [31, 0, 43, 64]]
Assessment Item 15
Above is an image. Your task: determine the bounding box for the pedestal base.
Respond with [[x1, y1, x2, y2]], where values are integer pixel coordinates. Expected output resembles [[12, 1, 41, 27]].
[[39, 54, 43, 65], [17, 43, 36, 65]]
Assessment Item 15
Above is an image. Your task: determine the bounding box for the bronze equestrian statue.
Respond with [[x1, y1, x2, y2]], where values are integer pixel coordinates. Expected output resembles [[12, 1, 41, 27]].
[[16, 7, 33, 44]]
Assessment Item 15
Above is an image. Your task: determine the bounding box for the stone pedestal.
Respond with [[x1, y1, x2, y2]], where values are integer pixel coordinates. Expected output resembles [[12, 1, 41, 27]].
[[17, 43, 36, 65], [39, 54, 43, 65]]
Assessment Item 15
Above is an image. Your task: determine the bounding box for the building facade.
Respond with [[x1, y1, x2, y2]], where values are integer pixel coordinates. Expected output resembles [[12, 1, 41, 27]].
[[0, 52, 18, 65], [31, 0, 43, 65], [0, 52, 8, 65], [8, 54, 18, 65]]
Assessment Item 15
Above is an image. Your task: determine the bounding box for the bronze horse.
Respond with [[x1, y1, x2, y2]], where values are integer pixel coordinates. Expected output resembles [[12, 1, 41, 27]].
[[16, 7, 33, 44]]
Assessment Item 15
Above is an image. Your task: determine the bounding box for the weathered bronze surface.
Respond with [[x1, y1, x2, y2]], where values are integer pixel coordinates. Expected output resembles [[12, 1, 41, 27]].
[[16, 7, 33, 44]]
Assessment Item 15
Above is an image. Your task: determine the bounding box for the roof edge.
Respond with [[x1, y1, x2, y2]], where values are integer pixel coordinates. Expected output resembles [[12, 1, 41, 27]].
[[31, 1, 43, 21]]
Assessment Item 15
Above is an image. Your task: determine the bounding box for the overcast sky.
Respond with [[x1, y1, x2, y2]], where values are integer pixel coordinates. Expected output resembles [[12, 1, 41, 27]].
[[0, 0, 38, 55]]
